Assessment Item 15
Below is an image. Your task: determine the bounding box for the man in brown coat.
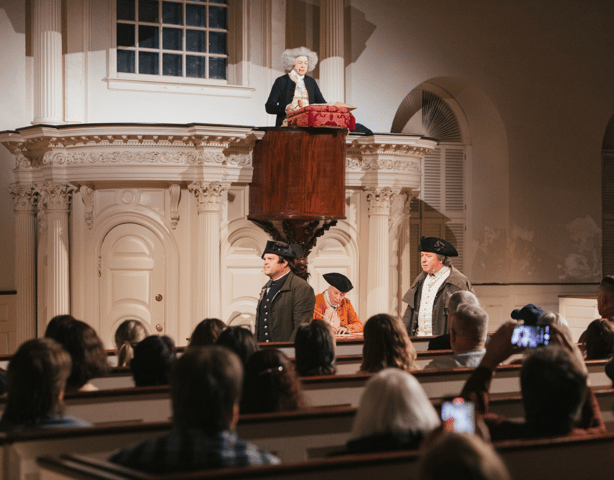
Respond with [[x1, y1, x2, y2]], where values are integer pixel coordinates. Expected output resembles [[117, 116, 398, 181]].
[[401, 236, 475, 337], [255, 241, 316, 342]]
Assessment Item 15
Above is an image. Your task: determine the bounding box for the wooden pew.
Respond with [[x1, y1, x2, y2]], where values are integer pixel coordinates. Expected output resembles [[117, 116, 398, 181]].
[[1, 360, 609, 425], [36, 431, 614, 480], [3, 388, 614, 480]]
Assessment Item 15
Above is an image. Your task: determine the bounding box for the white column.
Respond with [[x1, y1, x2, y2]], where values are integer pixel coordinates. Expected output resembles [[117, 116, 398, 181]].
[[399, 193, 414, 311], [32, 0, 63, 124], [365, 187, 400, 318], [10, 184, 38, 344], [39, 182, 76, 318], [319, 0, 344, 102], [189, 181, 228, 320]]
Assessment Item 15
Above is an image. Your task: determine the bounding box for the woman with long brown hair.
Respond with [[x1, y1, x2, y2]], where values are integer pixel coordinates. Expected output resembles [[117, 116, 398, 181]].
[[359, 314, 418, 373]]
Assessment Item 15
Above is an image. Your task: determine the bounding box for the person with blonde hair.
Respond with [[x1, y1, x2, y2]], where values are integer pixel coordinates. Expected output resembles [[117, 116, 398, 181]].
[[359, 314, 417, 373], [114, 319, 147, 367], [265, 46, 326, 126], [346, 368, 440, 453]]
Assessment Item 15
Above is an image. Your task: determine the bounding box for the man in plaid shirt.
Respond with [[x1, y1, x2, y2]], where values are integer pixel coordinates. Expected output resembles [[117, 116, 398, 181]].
[[110, 346, 279, 473]]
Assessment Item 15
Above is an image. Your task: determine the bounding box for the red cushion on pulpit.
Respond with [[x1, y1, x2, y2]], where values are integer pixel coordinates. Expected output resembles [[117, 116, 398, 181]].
[[286, 105, 356, 130]]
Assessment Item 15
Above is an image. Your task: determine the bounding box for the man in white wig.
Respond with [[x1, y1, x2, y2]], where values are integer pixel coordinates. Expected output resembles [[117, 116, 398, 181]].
[[265, 46, 326, 126]]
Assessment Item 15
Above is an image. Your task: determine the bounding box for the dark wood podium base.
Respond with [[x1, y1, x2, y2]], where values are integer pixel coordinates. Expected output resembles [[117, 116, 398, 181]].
[[249, 127, 347, 277]]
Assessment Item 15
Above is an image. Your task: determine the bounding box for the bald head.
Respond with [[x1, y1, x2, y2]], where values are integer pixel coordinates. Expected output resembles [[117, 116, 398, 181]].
[[597, 277, 614, 318]]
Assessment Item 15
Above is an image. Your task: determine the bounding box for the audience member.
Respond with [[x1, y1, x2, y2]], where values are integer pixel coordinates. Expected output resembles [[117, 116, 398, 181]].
[[130, 335, 177, 387], [428, 290, 481, 350], [425, 304, 488, 369], [110, 346, 279, 473], [0, 338, 91, 431], [46, 318, 109, 392], [510, 303, 544, 325], [584, 318, 614, 360], [44, 314, 77, 338], [419, 432, 511, 480], [294, 319, 337, 376], [579, 276, 614, 342], [537, 312, 573, 343], [241, 349, 305, 413], [114, 319, 147, 367], [360, 314, 417, 373], [345, 368, 440, 453], [461, 322, 606, 440], [216, 326, 259, 367], [189, 318, 226, 347]]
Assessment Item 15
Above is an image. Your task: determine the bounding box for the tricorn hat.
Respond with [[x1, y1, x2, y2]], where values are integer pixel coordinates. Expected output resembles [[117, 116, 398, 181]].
[[323, 273, 353, 293], [419, 236, 458, 257], [262, 240, 302, 259]]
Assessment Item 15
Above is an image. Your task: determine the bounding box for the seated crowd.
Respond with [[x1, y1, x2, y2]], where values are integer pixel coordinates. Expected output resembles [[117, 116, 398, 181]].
[[0, 274, 613, 477]]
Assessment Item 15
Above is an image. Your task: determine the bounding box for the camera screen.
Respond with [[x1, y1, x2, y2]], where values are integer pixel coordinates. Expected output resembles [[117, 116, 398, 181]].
[[441, 397, 475, 434], [510, 325, 550, 347]]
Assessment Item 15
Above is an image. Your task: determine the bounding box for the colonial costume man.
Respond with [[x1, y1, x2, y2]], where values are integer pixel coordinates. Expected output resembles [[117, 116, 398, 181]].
[[314, 273, 363, 334]]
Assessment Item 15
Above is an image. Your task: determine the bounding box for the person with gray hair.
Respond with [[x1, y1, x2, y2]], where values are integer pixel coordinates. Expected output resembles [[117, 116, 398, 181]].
[[345, 368, 440, 453], [425, 303, 489, 369], [428, 290, 481, 350], [537, 312, 573, 343], [265, 46, 326, 126]]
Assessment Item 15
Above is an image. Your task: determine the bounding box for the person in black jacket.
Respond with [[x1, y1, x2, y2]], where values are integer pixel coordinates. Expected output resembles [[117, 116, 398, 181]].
[[265, 46, 326, 126]]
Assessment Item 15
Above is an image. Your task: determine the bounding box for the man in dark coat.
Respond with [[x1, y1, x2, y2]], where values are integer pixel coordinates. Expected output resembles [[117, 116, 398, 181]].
[[401, 236, 475, 337], [265, 46, 326, 126], [256, 240, 316, 342]]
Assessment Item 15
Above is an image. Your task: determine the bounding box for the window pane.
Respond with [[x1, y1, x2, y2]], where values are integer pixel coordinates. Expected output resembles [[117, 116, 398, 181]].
[[163, 53, 182, 76], [163, 28, 182, 50], [186, 55, 206, 78], [139, 25, 159, 48], [117, 23, 136, 47], [139, 0, 159, 23], [163, 1, 182, 25], [117, 50, 135, 73], [186, 4, 206, 27], [139, 51, 159, 75], [186, 29, 206, 52], [211, 0, 228, 4], [209, 31, 226, 55], [117, 0, 135, 21], [209, 56, 226, 79], [209, 5, 227, 29]]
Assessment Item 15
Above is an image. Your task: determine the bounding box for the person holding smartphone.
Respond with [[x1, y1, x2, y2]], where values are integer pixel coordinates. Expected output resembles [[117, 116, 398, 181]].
[[460, 322, 606, 441]]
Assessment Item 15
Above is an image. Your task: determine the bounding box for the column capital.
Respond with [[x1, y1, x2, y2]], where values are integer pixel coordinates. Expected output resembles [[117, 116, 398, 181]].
[[364, 186, 400, 215], [10, 183, 38, 213], [188, 181, 229, 213], [37, 182, 77, 211]]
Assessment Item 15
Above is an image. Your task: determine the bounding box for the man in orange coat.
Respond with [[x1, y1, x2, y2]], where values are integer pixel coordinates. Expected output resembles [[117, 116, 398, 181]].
[[313, 273, 363, 334]]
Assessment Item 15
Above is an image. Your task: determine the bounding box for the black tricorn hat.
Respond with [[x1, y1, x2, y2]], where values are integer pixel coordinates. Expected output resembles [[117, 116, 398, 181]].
[[419, 236, 458, 257], [323, 273, 353, 293], [261, 240, 302, 259]]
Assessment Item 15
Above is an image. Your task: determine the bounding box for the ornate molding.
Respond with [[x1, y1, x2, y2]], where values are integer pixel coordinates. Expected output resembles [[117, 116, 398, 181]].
[[346, 156, 421, 173], [37, 182, 77, 211], [169, 184, 181, 229], [188, 181, 229, 213], [10, 183, 38, 213], [80, 185, 95, 229], [364, 186, 401, 215]]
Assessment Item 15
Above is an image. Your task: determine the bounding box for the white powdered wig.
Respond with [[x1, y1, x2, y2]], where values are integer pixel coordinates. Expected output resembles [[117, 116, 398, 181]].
[[350, 368, 441, 439], [281, 46, 318, 72]]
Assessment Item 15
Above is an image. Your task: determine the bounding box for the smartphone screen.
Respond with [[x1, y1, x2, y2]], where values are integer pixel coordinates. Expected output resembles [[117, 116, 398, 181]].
[[441, 397, 475, 434], [510, 325, 550, 348]]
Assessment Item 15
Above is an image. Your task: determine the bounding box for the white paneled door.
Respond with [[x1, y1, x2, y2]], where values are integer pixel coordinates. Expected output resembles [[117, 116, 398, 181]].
[[99, 224, 166, 348]]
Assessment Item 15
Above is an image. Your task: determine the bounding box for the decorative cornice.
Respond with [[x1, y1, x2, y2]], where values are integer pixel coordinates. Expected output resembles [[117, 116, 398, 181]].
[[10, 183, 38, 213], [188, 181, 229, 213], [346, 156, 421, 173]]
